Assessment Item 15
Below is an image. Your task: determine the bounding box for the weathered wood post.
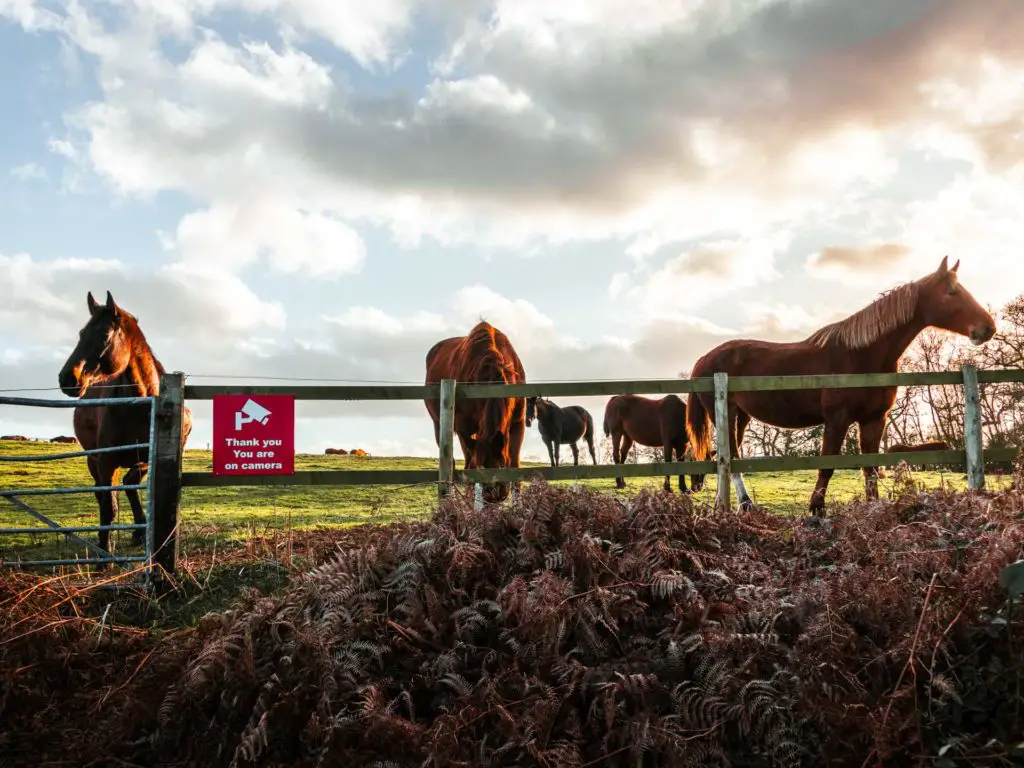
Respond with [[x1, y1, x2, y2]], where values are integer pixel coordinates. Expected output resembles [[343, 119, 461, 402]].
[[962, 363, 984, 490], [151, 371, 185, 581], [438, 378, 456, 502], [714, 372, 731, 510]]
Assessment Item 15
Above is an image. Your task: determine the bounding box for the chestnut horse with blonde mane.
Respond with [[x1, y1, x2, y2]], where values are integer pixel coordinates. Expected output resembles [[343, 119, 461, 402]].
[[58, 292, 193, 558], [424, 321, 527, 504], [686, 257, 996, 514]]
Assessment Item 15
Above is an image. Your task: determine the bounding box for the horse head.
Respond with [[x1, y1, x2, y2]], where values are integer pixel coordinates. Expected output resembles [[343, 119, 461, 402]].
[[525, 396, 537, 427], [58, 291, 136, 397], [920, 256, 996, 346]]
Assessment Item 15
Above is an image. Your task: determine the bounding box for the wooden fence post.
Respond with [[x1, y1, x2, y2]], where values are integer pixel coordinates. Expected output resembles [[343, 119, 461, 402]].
[[714, 372, 731, 510], [962, 363, 984, 490], [438, 378, 456, 502], [151, 371, 185, 581]]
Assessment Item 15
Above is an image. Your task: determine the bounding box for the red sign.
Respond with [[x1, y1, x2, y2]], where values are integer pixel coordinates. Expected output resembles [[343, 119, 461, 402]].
[[212, 395, 295, 475]]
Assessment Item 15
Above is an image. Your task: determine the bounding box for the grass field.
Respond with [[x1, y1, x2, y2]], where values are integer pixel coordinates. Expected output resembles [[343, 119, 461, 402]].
[[1, 437, 1011, 565]]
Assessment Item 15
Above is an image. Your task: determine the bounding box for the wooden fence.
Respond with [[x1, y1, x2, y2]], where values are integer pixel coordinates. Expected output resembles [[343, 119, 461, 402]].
[[146, 365, 1024, 577]]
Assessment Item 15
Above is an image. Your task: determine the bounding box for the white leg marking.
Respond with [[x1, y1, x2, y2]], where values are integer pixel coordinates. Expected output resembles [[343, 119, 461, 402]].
[[732, 473, 751, 501]]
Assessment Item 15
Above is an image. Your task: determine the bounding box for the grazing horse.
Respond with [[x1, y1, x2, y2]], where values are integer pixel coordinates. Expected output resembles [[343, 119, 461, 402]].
[[603, 394, 703, 493], [686, 257, 996, 514], [424, 321, 527, 504], [525, 397, 598, 467], [58, 291, 193, 557]]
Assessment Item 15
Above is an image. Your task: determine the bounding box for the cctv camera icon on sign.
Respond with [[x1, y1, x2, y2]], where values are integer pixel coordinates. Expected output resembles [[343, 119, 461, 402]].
[[235, 399, 271, 431]]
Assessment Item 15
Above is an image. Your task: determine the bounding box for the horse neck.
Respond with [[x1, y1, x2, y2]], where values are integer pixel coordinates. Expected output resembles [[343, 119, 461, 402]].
[[107, 329, 163, 398], [854, 310, 929, 372]]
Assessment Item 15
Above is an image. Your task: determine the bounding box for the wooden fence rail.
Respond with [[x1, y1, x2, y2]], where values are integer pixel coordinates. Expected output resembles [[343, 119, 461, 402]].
[[144, 365, 1024, 575]]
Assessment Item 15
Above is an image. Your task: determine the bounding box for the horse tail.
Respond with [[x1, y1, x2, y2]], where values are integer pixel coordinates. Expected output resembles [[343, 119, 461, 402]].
[[686, 390, 712, 462]]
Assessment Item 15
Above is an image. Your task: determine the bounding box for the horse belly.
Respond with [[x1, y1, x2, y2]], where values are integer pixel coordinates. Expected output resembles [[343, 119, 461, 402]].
[[733, 391, 823, 429]]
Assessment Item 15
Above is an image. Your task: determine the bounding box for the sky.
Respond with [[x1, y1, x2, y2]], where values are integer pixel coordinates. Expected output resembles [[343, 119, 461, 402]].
[[1, 0, 1023, 461]]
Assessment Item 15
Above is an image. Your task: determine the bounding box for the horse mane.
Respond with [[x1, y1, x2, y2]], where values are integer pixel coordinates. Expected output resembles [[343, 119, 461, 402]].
[[462, 321, 517, 457], [806, 279, 921, 350], [92, 310, 165, 396]]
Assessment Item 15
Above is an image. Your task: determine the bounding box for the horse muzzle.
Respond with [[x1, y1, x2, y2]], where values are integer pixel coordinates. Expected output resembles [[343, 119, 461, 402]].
[[970, 323, 996, 346], [57, 363, 87, 398], [482, 482, 510, 504]]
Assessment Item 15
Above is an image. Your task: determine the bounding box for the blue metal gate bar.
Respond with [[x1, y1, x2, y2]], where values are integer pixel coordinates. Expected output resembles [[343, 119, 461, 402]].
[[0, 442, 149, 462], [0, 395, 155, 407], [3, 494, 113, 560], [0, 524, 146, 534], [0, 483, 147, 497], [2, 557, 147, 567], [0, 393, 159, 583]]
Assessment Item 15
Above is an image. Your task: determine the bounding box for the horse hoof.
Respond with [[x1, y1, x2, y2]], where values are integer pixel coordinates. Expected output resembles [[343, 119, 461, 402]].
[[739, 498, 755, 512]]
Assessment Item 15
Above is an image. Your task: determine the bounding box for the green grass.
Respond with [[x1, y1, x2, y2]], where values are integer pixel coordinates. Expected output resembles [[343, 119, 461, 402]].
[[0, 438, 1011, 566]]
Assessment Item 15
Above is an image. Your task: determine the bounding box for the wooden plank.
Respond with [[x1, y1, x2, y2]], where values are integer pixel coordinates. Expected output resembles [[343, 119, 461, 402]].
[[458, 461, 716, 483], [181, 369, 1024, 402], [151, 372, 185, 580], [714, 372, 731, 510], [977, 368, 1024, 384], [457, 378, 714, 399], [726, 371, 963, 392], [181, 469, 439, 487], [185, 384, 439, 400], [731, 449, 989, 473], [176, 448, 1017, 489], [962, 364, 984, 490], [438, 379, 456, 501]]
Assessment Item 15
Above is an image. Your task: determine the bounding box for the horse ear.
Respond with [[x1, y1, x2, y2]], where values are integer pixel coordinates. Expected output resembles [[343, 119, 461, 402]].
[[937, 255, 949, 273], [950, 258, 960, 274], [87, 291, 99, 315], [105, 291, 116, 311]]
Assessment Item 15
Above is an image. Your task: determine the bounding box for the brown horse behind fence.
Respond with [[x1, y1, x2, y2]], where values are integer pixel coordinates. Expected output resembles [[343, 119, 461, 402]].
[[424, 321, 527, 504], [58, 291, 193, 558], [603, 394, 703, 493], [686, 257, 996, 514]]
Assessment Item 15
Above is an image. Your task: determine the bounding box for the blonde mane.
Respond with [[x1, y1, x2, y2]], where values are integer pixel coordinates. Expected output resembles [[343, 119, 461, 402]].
[[806, 280, 921, 350]]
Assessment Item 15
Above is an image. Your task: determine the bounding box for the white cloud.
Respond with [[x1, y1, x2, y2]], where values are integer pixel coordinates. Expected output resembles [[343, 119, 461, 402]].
[[610, 234, 787, 320], [180, 36, 334, 108], [29, 0, 1023, 257], [168, 197, 366, 278], [9, 162, 47, 181]]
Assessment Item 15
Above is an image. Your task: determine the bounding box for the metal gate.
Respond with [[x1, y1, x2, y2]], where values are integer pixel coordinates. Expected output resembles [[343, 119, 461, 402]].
[[0, 394, 158, 585]]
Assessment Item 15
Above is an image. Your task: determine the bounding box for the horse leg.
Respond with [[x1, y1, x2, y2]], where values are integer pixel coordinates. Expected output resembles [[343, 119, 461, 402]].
[[123, 465, 147, 546], [618, 435, 634, 488], [611, 430, 626, 488], [93, 457, 119, 562], [810, 418, 852, 516], [662, 442, 673, 493], [508, 417, 526, 502], [732, 410, 755, 510], [858, 418, 884, 501], [586, 429, 597, 466], [570, 442, 579, 467], [545, 437, 557, 467]]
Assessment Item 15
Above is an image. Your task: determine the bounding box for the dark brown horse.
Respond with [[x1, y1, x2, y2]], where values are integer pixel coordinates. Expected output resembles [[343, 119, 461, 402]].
[[525, 397, 598, 467], [686, 257, 996, 514], [603, 394, 703, 493], [424, 321, 527, 504], [58, 291, 193, 556]]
